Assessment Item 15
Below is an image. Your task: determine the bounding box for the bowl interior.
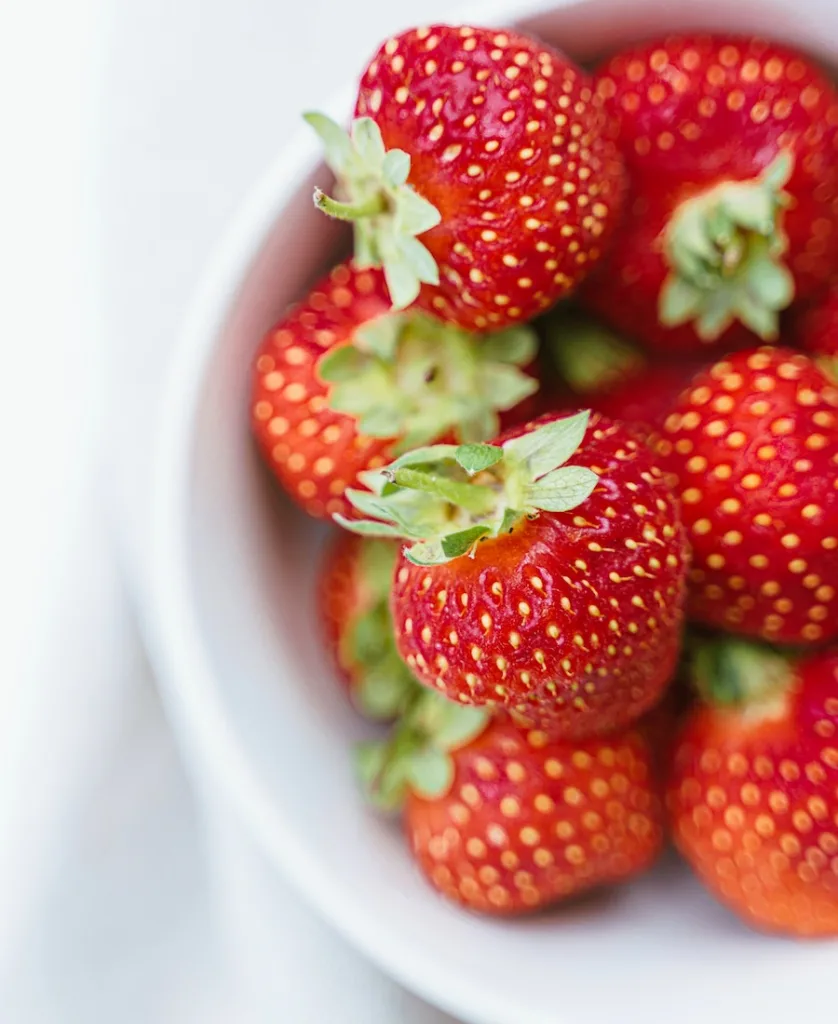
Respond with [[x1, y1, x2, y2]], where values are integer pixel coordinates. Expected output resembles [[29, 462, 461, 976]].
[[158, 1, 838, 1021]]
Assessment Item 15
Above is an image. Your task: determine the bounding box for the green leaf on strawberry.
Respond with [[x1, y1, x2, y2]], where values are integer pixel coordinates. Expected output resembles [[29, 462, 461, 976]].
[[304, 113, 442, 309], [356, 690, 490, 811], [335, 539, 420, 720], [336, 411, 599, 566], [454, 444, 503, 474], [660, 152, 795, 341], [316, 312, 538, 453]]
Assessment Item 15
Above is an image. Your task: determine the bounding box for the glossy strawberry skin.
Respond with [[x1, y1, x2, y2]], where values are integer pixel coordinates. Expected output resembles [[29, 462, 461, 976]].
[[252, 263, 394, 520], [791, 280, 838, 361], [658, 347, 838, 645], [391, 413, 689, 741], [406, 714, 664, 914], [668, 650, 838, 936], [581, 35, 838, 355], [355, 25, 625, 331]]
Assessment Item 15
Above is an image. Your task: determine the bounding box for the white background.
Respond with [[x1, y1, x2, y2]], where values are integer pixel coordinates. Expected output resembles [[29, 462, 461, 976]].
[[0, 0, 462, 1020]]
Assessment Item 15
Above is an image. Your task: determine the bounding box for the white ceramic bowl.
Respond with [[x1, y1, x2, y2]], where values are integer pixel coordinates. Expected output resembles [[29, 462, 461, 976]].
[[150, 1, 838, 1021]]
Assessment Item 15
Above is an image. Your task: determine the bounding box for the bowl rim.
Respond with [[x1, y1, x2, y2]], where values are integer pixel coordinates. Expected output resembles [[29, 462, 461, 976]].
[[148, 3, 614, 1022]]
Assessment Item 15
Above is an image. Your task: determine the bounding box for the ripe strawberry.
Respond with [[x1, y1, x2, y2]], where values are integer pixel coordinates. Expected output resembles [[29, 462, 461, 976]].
[[658, 346, 838, 645], [580, 35, 838, 354], [340, 410, 688, 740], [359, 692, 664, 915], [791, 279, 838, 374], [589, 360, 707, 436], [668, 639, 838, 936], [251, 260, 539, 519], [545, 309, 707, 433], [306, 24, 625, 329], [319, 533, 419, 719]]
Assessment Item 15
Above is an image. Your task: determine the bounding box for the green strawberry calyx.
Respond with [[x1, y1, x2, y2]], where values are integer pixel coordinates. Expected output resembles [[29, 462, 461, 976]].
[[693, 638, 795, 713], [342, 539, 420, 719], [356, 689, 490, 812], [318, 312, 538, 452], [334, 410, 599, 566], [546, 311, 645, 395], [304, 113, 442, 310], [659, 151, 795, 342]]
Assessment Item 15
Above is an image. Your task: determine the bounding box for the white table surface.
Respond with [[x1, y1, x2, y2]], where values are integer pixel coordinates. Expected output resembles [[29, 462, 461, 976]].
[[0, 0, 468, 1019]]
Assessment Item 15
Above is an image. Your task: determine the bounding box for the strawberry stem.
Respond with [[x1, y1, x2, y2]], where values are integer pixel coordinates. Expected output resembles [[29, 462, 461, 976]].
[[391, 467, 497, 515], [313, 187, 388, 222], [305, 113, 442, 310]]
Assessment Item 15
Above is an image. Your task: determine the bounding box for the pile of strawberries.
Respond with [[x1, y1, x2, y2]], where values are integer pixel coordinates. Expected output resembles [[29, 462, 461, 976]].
[[251, 25, 838, 936]]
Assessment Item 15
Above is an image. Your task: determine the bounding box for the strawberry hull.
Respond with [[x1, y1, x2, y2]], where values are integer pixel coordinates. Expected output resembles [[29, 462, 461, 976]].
[[389, 414, 689, 741]]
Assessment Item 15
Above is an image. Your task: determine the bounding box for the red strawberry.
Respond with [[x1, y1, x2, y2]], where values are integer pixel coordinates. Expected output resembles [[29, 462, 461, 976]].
[[590, 361, 708, 436], [658, 346, 838, 645], [791, 279, 838, 373], [668, 638, 838, 936], [359, 692, 664, 915], [580, 35, 838, 355], [251, 260, 539, 519], [306, 24, 625, 330], [319, 533, 419, 719], [340, 410, 688, 740], [545, 309, 707, 433]]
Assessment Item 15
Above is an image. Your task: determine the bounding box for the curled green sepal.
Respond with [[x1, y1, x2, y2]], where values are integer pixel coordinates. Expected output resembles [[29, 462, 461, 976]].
[[337, 411, 599, 565], [317, 313, 539, 452], [304, 112, 442, 309], [659, 151, 795, 341], [355, 690, 490, 812]]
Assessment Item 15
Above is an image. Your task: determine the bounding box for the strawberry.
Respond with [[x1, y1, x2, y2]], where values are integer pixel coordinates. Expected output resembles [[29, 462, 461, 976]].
[[545, 309, 707, 433], [658, 346, 838, 645], [668, 638, 838, 936], [359, 692, 664, 915], [340, 410, 688, 740], [305, 24, 625, 329], [589, 360, 707, 436], [251, 260, 539, 519], [319, 533, 419, 719], [580, 35, 838, 355], [791, 279, 838, 373]]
